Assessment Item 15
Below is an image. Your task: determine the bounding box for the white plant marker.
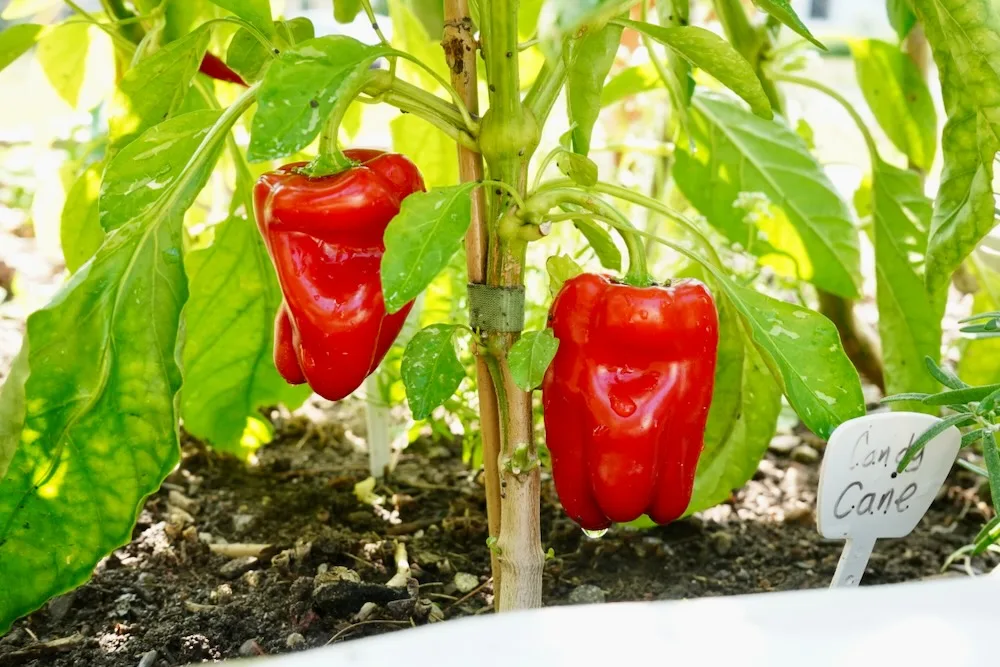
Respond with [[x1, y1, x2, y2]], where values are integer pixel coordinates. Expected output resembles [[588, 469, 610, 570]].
[[817, 412, 961, 588]]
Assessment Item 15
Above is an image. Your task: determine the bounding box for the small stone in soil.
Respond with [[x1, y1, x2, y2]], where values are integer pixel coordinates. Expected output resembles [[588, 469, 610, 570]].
[[220, 556, 259, 580], [286, 632, 306, 649], [710, 531, 734, 556], [232, 514, 255, 532], [138, 649, 158, 667], [568, 584, 605, 605], [355, 601, 378, 621], [791, 444, 820, 464], [239, 639, 264, 657], [453, 572, 479, 594], [312, 581, 408, 616], [47, 591, 75, 622], [769, 434, 800, 454], [315, 565, 361, 585]]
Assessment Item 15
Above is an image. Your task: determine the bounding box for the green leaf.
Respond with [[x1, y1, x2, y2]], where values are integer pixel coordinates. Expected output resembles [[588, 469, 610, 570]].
[[36, 21, 89, 108], [555, 150, 599, 186], [925, 355, 967, 390], [546, 254, 583, 295], [600, 63, 660, 107], [0, 102, 243, 632], [108, 26, 210, 154], [886, 0, 917, 42], [717, 280, 865, 438], [401, 324, 466, 420], [2, 0, 59, 19], [922, 384, 1000, 406], [100, 111, 222, 232], [391, 113, 459, 187], [897, 412, 972, 471], [572, 216, 621, 271], [60, 162, 104, 273], [227, 18, 315, 84], [566, 19, 623, 155], [688, 338, 782, 514], [247, 36, 391, 162], [381, 183, 475, 313], [334, 0, 364, 23], [618, 20, 772, 119], [869, 159, 944, 411], [181, 217, 311, 460], [851, 39, 937, 171], [752, 0, 825, 49], [676, 94, 861, 298], [0, 23, 43, 72], [207, 0, 275, 36], [958, 267, 1000, 386], [984, 431, 1000, 516], [509, 330, 560, 391], [163, 0, 215, 42], [0, 345, 29, 480], [910, 0, 1000, 291]]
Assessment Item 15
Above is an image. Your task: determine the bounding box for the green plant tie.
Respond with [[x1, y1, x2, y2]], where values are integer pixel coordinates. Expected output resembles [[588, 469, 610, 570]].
[[467, 283, 525, 333]]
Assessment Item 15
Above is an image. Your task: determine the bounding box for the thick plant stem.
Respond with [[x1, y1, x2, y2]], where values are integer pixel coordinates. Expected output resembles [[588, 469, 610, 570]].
[[441, 0, 504, 607], [479, 0, 544, 612]]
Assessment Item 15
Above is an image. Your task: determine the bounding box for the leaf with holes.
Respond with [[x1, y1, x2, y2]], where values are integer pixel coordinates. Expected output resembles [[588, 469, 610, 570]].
[[401, 324, 466, 419]]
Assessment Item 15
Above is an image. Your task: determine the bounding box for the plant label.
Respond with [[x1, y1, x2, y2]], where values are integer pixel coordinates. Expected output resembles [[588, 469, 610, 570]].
[[816, 412, 961, 588]]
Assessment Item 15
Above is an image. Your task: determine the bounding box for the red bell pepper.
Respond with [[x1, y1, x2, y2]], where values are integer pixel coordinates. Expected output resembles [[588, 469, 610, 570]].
[[254, 149, 425, 401], [541, 273, 719, 530], [199, 52, 247, 86]]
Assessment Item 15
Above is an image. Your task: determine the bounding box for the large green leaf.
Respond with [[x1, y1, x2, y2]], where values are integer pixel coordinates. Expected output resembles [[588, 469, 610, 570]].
[[181, 217, 311, 460], [0, 346, 28, 481], [0, 23, 42, 72], [36, 21, 89, 108], [60, 162, 104, 274], [401, 324, 466, 420], [688, 339, 782, 514], [959, 262, 1000, 385], [100, 112, 219, 232], [717, 280, 864, 438], [248, 36, 391, 162], [226, 18, 315, 84], [334, 0, 363, 23], [870, 160, 944, 408], [108, 26, 210, 154], [618, 20, 772, 119], [207, 0, 275, 36], [676, 93, 861, 298], [910, 0, 1000, 290], [0, 106, 243, 632], [566, 19, 624, 155], [752, 0, 825, 49], [381, 183, 475, 313], [851, 39, 937, 171]]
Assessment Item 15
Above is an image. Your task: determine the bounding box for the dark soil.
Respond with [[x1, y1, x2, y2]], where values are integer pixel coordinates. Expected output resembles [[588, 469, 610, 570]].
[[0, 401, 996, 667]]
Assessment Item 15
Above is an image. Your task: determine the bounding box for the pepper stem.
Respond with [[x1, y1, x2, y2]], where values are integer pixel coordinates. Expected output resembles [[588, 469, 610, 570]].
[[524, 189, 653, 287]]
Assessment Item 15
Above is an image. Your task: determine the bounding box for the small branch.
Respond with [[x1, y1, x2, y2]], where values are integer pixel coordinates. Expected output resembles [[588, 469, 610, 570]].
[[325, 620, 410, 645]]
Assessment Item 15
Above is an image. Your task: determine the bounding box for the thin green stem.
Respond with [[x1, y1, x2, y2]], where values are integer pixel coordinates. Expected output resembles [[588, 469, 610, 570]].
[[64, 0, 136, 51], [535, 178, 724, 268], [530, 146, 564, 192], [360, 0, 390, 46], [772, 73, 880, 162], [518, 38, 539, 51], [363, 70, 478, 137], [388, 50, 478, 134], [202, 16, 277, 53]]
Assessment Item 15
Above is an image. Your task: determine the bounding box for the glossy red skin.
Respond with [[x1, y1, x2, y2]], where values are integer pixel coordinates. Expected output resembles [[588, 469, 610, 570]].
[[255, 149, 424, 401], [199, 53, 247, 86], [541, 273, 719, 531]]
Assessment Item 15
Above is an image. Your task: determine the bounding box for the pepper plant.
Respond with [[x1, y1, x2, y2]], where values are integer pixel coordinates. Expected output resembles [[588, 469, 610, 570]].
[[0, 0, 997, 632]]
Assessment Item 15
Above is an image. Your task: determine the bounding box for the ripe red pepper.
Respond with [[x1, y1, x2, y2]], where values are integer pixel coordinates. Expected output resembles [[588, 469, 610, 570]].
[[199, 53, 247, 86], [254, 149, 425, 401], [541, 273, 719, 530]]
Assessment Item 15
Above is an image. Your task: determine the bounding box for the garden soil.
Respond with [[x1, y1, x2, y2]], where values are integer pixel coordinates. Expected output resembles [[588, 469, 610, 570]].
[[0, 398, 996, 667]]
